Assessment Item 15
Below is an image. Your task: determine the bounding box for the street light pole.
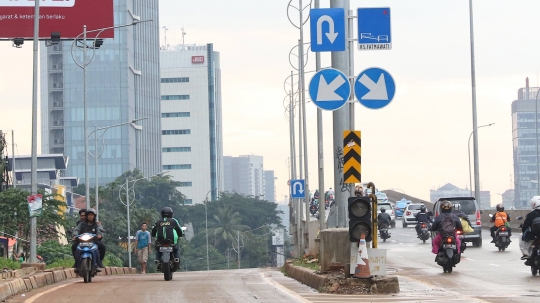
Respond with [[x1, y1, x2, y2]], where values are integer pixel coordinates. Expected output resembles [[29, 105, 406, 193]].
[[468, 123, 494, 198], [70, 20, 152, 209], [119, 170, 167, 267], [205, 188, 217, 271], [89, 118, 147, 221], [535, 89, 540, 195], [29, 0, 40, 264]]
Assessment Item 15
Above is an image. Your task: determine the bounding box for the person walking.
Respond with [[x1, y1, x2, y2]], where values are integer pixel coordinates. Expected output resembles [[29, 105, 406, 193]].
[[135, 222, 152, 274]]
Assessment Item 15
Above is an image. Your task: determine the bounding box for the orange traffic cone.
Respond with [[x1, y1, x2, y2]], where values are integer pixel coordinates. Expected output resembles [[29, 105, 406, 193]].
[[353, 234, 371, 279]]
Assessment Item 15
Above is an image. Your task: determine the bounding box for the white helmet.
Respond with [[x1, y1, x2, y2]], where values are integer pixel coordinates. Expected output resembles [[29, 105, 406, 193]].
[[530, 196, 540, 210]]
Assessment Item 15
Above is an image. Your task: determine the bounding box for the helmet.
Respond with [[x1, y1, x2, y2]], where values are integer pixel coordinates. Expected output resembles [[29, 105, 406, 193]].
[[453, 203, 461, 211], [440, 200, 453, 213], [161, 207, 174, 218], [354, 185, 363, 195], [78, 208, 87, 215], [380, 207, 386, 213], [420, 205, 427, 212], [85, 208, 96, 215], [531, 196, 540, 210], [496, 203, 504, 212]]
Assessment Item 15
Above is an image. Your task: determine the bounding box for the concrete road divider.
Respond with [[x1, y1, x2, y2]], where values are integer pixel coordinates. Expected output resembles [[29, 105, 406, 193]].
[[0, 266, 136, 301]]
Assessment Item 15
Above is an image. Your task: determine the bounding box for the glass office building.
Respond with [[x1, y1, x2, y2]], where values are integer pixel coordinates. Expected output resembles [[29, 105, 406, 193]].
[[40, 0, 161, 186], [512, 80, 540, 209]]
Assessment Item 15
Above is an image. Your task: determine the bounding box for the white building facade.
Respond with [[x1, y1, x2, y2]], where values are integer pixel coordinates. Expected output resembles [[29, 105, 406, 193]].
[[160, 44, 223, 204], [223, 155, 265, 198]]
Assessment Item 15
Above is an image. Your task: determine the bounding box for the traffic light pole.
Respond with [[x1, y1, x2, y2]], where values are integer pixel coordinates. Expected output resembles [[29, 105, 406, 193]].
[[331, 0, 350, 229]]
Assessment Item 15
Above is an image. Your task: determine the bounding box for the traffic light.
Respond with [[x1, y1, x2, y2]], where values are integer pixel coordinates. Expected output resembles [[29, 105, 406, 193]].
[[348, 196, 372, 242]]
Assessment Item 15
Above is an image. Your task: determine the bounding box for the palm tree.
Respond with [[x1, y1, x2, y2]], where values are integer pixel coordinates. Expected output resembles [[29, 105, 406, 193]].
[[207, 206, 249, 250]]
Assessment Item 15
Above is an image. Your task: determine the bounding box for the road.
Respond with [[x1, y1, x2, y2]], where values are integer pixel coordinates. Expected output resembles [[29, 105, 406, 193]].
[[9, 223, 540, 303], [382, 221, 540, 303]]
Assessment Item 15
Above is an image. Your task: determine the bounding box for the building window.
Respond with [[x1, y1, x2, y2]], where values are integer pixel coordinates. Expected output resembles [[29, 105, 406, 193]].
[[162, 129, 191, 135], [161, 77, 189, 83], [162, 112, 190, 118], [179, 182, 192, 187], [162, 147, 191, 152], [161, 95, 190, 100], [163, 164, 192, 170], [184, 199, 193, 205]]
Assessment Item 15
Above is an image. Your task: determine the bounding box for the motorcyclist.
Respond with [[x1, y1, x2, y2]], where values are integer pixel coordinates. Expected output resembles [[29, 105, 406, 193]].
[[415, 205, 432, 237], [430, 201, 463, 254], [520, 197, 540, 263], [314, 189, 319, 200], [72, 208, 104, 272], [71, 208, 86, 261], [490, 203, 511, 243], [378, 208, 392, 229], [151, 207, 184, 270]]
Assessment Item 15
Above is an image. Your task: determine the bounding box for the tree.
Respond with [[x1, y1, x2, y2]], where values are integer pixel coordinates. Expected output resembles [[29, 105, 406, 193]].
[[207, 206, 249, 251], [0, 188, 70, 254]]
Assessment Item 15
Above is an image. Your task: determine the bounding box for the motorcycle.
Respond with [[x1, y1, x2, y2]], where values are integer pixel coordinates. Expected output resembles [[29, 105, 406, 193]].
[[309, 198, 319, 216], [517, 216, 540, 276], [494, 226, 511, 251], [379, 223, 391, 242], [155, 227, 187, 281], [455, 229, 467, 253], [435, 231, 461, 273], [417, 222, 431, 243], [489, 214, 511, 251], [75, 233, 99, 283]]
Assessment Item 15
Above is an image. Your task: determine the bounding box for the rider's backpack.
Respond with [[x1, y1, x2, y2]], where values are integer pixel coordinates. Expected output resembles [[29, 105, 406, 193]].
[[531, 217, 540, 236], [439, 215, 455, 236]]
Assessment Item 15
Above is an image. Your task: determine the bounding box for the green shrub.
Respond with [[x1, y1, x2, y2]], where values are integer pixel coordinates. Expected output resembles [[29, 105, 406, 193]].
[[103, 253, 123, 267], [46, 258, 74, 269], [0, 258, 20, 270]]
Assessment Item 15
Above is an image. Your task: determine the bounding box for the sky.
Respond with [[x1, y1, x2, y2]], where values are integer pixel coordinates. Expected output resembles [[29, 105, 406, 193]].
[[1, 0, 539, 205]]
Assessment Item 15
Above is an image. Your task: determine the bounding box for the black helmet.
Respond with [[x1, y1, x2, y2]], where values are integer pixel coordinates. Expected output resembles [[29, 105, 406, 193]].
[[78, 208, 87, 215], [161, 207, 174, 218], [440, 200, 453, 213], [496, 203, 504, 212], [420, 205, 427, 212], [380, 207, 386, 213]]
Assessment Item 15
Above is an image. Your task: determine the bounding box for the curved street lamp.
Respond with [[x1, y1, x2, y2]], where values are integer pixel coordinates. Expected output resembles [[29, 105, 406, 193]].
[[468, 123, 495, 197]]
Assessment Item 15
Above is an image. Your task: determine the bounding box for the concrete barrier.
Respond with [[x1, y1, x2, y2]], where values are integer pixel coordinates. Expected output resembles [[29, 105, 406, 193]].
[[284, 262, 400, 294], [0, 266, 136, 301], [319, 228, 350, 272]]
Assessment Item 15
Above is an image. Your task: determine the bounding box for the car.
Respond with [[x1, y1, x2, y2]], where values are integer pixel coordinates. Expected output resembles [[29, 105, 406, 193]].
[[376, 192, 389, 203], [395, 198, 411, 218], [402, 203, 423, 227], [377, 202, 396, 228], [432, 197, 483, 247]]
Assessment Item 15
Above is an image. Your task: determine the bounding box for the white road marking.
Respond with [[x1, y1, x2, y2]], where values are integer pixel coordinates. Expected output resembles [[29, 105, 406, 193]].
[[464, 257, 475, 261], [25, 280, 77, 303], [489, 263, 501, 267]]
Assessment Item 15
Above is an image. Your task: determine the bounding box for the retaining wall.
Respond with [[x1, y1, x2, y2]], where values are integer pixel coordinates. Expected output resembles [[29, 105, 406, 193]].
[[0, 266, 137, 301]]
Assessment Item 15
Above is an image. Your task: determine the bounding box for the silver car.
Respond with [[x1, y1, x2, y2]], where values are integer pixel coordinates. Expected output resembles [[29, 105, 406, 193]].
[[402, 204, 423, 227]]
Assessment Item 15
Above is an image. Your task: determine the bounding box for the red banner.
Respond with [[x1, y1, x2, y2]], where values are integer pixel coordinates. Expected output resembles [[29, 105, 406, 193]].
[[0, 0, 114, 39]]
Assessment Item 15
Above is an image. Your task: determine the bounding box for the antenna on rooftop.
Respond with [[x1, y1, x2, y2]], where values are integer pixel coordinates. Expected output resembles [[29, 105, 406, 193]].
[[163, 26, 169, 49], [181, 26, 187, 45]]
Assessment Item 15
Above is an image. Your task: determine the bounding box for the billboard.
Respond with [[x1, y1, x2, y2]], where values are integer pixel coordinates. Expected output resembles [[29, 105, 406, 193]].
[[0, 0, 114, 39]]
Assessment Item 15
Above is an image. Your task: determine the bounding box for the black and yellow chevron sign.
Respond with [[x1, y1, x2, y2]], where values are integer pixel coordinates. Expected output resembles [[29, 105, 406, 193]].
[[343, 130, 361, 183]]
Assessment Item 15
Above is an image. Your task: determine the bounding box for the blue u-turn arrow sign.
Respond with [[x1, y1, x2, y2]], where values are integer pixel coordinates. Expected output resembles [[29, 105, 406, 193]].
[[290, 179, 306, 198], [310, 8, 346, 52]]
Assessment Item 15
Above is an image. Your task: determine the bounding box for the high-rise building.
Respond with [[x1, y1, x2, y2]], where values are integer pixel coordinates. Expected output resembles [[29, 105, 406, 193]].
[[160, 44, 223, 204], [430, 183, 491, 209], [512, 78, 540, 209], [224, 155, 264, 198], [264, 170, 276, 202], [40, 1, 161, 186]]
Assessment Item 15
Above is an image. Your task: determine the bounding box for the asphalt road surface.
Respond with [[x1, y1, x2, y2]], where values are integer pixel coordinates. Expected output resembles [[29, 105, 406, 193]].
[[8, 223, 540, 303]]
